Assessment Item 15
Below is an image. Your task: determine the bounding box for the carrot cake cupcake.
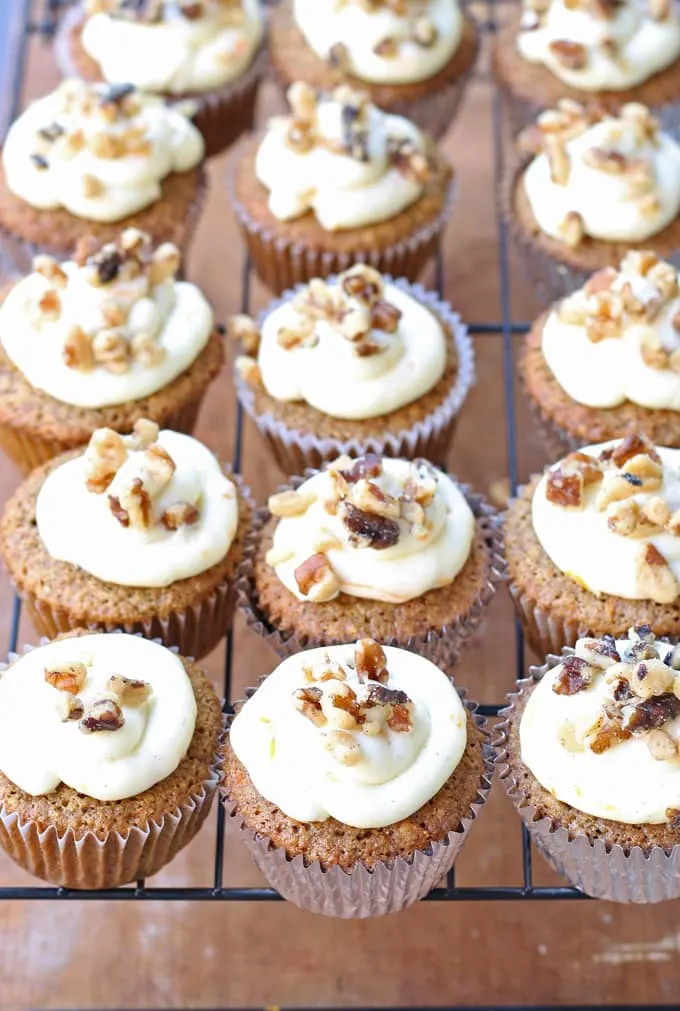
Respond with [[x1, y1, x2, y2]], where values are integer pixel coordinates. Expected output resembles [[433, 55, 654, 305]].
[[232, 263, 474, 473], [56, 0, 266, 158], [268, 0, 479, 140], [0, 631, 223, 889], [503, 433, 680, 657], [223, 638, 492, 916], [503, 99, 680, 301], [498, 628, 680, 902], [492, 0, 680, 137], [239, 454, 501, 667], [0, 228, 222, 474], [0, 423, 252, 660], [0, 78, 205, 274], [521, 250, 680, 455], [231, 81, 454, 295]]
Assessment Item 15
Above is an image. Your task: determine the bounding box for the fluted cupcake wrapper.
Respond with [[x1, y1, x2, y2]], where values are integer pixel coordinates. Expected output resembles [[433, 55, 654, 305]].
[[525, 393, 583, 462], [237, 473, 504, 673], [505, 559, 583, 659], [235, 277, 475, 473], [496, 655, 680, 902], [0, 639, 224, 890], [222, 690, 493, 917]]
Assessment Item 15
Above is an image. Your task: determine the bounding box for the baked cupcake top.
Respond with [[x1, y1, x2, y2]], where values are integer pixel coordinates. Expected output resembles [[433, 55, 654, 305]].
[[0, 633, 196, 802], [292, 0, 464, 85], [532, 433, 680, 603], [519, 100, 680, 245], [520, 627, 680, 824], [517, 0, 680, 91], [36, 423, 238, 588], [81, 0, 264, 95], [265, 454, 475, 604], [0, 229, 213, 409], [542, 250, 680, 410], [255, 82, 437, 231], [2, 78, 204, 222], [237, 265, 447, 420], [230, 638, 467, 827]]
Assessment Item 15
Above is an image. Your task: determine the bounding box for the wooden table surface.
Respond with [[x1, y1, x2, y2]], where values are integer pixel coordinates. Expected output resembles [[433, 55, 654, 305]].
[[1, 10, 679, 1010]]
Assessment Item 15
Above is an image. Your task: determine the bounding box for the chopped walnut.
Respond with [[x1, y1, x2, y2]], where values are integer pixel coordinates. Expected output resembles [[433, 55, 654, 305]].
[[118, 477, 152, 530], [129, 418, 159, 450], [557, 211, 585, 248], [355, 638, 389, 683], [628, 658, 674, 699], [553, 655, 595, 695], [545, 452, 602, 508], [294, 553, 340, 601], [44, 661, 87, 695], [61, 697, 85, 722], [161, 502, 199, 531], [584, 713, 631, 753], [108, 674, 152, 706], [634, 543, 679, 604], [79, 698, 125, 733], [268, 489, 316, 518], [292, 686, 326, 727], [340, 501, 400, 550], [323, 729, 361, 766], [622, 692, 680, 733], [92, 329, 130, 374], [85, 427, 127, 494], [37, 288, 61, 322], [546, 136, 570, 186], [33, 254, 67, 289], [576, 635, 621, 668], [148, 243, 181, 286], [63, 325, 95, 371], [648, 729, 677, 761], [548, 39, 587, 69]]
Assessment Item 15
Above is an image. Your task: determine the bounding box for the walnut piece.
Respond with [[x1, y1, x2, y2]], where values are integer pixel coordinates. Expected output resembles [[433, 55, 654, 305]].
[[622, 692, 680, 732], [44, 661, 87, 695], [79, 698, 125, 733], [340, 501, 400, 549], [108, 674, 152, 706], [634, 543, 679, 604], [323, 729, 360, 766], [268, 489, 316, 518], [553, 655, 594, 695], [161, 502, 200, 530], [355, 638, 389, 683], [648, 729, 677, 760], [294, 553, 340, 601], [85, 427, 127, 493], [292, 686, 326, 727]]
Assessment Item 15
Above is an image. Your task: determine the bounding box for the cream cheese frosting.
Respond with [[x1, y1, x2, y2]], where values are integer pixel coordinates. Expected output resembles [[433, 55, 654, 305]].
[[229, 639, 467, 827], [517, 0, 680, 91], [520, 101, 680, 245], [520, 629, 680, 824], [0, 633, 196, 802], [2, 78, 204, 222], [36, 425, 238, 588], [543, 251, 680, 410], [266, 454, 475, 605], [293, 0, 463, 85], [0, 230, 213, 409], [532, 435, 680, 603], [255, 82, 434, 231], [257, 266, 446, 420], [82, 0, 264, 95]]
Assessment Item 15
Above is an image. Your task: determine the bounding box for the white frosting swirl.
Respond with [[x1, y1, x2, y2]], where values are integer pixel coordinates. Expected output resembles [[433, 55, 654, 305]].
[[533, 440, 680, 601], [229, 642, 467, 828], [0, 634, 196, 802], [523, 106, 680, 243], [81, 0, 264, 94], [517, 0, 680, 91], [2, 79, 204, 222], [269, 458, 475, 604], [542, 253, 680, 410], [520, 635, 680, 824], [0, 251, 213, 410], [258, 276, 446, 420], [36, 429, 238, 588], [293, 0, 462, 84], [255, 92, 429, 230]]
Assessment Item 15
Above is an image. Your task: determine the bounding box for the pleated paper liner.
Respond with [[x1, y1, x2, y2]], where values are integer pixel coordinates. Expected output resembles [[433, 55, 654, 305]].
[[496, 650, 680, 903], [222, 689, 494, 917], [0, 638, 225, 890], [237, 472, 505, 673], [235, 277, 475, 473]]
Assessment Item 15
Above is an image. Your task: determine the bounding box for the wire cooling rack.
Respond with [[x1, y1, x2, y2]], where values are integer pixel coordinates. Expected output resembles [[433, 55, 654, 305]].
[[0, 0, 589, 904]]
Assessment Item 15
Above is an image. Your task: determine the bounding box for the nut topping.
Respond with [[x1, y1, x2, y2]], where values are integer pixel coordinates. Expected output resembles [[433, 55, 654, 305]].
[[85, 427, 127, 493], [268, 489, 316, 518], [355, 638, 389, 683], [108, 674, 152, 706], [340, 502, 400, 550], [553, 655, 595, 695], [44, 661, 87, 695], [161, 502, 199, 531], [79, 698, 125, 733], [294, 553, 340, 601]]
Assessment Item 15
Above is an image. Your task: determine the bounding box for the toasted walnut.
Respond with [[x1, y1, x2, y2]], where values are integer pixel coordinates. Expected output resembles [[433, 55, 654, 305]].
[[82, 174, 104, 198], [92, 328, 130, 373], [325, 684, 364, 731], [545, 452, 602, 508], [648, 729, 677, 761], [595, 471, 643, 510], [268, 489, 316, 517], [549, 39, 587, 68], [161, 502, 199, 530], [37, 288, 61, 322], [44, 661, 87, 695], [350, 479, 400, 520], [61, 696, 85, 722], [340, 501, 400, 549], [341, 265, 383, 304], [622, 692, 680, 732], [292, 686, 326, 727], [612, 433, 662, 472], [576, 635, 621, 668], [355, 638, 388, 683], [545, 135, 570, 186], [108, 674, 152, 706], [143, 443, 176, 494], [366, 684, 413, 733], [118, 477, 152, 529], [33, 254, 67, 289], [371, 300, 402, 333], [643, 496, 671, 527], [85, 427, 127, 493], [584, 713, 631, 753], [340, 455, 382, 484], [294, 553, 340, 601], [129, 418, 159, 449], [634, 543, 679, 604], [629, 658, 674, 699], [323, 729, 360, 766], [148, 243, 181, 286], [62, 325, 94, 371], [131, 332, 165, 368], [79, 698, 125, 733], [557, 211, 585, 248], [553, 655, 595, 695]]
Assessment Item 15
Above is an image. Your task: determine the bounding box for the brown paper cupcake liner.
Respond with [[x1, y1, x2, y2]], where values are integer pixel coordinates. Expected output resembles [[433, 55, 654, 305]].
[[525, 388, 583, 461], [504, 550, 583, 659], [13, 470, 253, 661], [229, 162, 456, 296], [235, 277, 475, 473], [222, 690, 493, 917], [496, 653, 680, 902], [0, 639, 225, 890], [237, 472, 504, 672]]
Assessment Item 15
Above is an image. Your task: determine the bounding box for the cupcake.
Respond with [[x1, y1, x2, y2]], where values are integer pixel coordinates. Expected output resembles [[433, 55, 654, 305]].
[[230, 81, 454, 295], [0, 78, 205, 275], [502, 100, 680, 302], [492, 0, 680, 137], [239, 454, 502, 668], [0, 424, 252, 660], [231, 264, 474, 473], [223, 638, 492, 916], [268, 0, 479, 140], [503, 433, 680, 657], [0, 228, 222, 475], [55, 0, 266, 158], [0, 631, 223, 889], [521, 250, 680, 457], [498, 628, 680, 902]]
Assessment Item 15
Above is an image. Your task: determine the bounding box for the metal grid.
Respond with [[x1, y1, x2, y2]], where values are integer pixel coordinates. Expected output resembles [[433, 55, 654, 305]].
[[0, 0, 589, 903]]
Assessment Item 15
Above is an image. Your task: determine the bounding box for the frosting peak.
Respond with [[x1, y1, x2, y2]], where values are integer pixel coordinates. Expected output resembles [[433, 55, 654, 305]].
[[255, 83, 435, 230], [520, 100, 680, 245]]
